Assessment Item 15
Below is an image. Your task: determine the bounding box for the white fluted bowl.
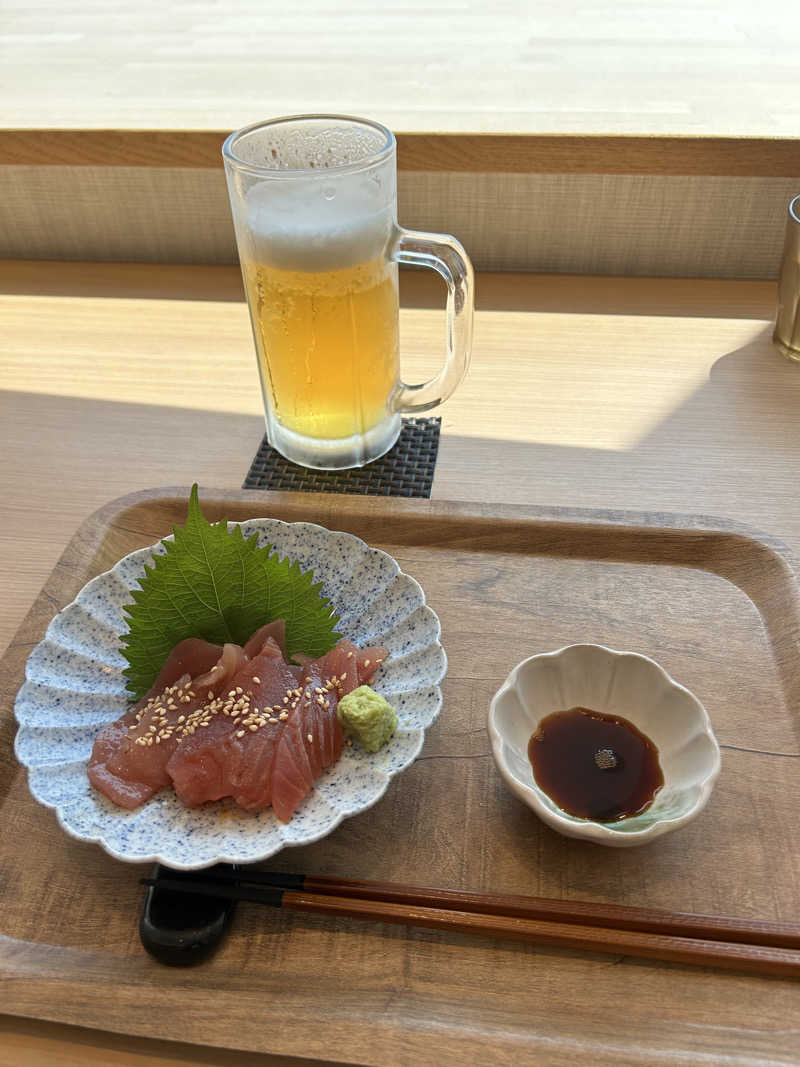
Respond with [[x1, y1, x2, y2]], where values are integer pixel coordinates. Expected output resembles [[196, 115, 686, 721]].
[[488, 644, 720, 847], [14, 518, 445, 869]]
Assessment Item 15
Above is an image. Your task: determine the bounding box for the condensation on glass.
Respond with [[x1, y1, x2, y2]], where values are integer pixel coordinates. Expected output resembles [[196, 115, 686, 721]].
[[774, 193, 800, 362], [223, 115, 474, 469]]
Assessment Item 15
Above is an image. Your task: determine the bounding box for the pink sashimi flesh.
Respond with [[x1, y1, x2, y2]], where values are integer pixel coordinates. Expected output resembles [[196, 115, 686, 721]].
[[87, 638, 244, 809], [166, 635, 300, 810], [88, 630, 389, 820]]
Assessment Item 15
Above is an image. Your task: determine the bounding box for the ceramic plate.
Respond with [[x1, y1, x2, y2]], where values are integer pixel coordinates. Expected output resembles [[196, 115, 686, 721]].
[[14, 518, 445, 869]]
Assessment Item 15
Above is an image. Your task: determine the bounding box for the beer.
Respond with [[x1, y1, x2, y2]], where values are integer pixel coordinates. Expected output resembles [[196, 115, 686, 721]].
[[243, 255, 399, 441], [223, 115, 473, 468], [239, 168, 399, 457]]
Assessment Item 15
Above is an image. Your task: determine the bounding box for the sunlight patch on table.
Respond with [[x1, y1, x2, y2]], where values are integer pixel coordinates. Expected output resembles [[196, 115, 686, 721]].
[[0, 294, 265, 416], [0, 298, 769, 449], [404, 310, 763, 451]]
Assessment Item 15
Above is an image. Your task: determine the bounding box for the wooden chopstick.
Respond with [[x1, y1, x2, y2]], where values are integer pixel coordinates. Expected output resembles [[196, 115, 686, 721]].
[[140, 875, 800, 978], [153, 867, 800, 951]]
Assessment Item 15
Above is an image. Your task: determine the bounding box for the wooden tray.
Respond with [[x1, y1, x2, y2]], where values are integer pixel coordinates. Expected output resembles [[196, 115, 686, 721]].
[[2, 489, 800, 1065]]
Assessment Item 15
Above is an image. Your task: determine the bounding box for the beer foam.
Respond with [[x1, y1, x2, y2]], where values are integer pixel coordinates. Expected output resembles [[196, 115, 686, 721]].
[[244, 175, 395, 272], [236, 120, 388, 172]]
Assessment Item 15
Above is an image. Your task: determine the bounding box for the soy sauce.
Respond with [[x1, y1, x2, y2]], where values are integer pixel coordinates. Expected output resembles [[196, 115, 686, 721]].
[[528, 707, 663, 821]]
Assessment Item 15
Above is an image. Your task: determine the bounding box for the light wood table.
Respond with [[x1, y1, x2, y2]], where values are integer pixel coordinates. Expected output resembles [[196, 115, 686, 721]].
[[1, 261, 798, 1065]]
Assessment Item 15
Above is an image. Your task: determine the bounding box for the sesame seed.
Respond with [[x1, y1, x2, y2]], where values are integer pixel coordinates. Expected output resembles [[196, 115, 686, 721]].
[[269, 717, 278, 724], [248, 724, 258, 732], [207, 690, 214, 699], [307, 734, 313, 743], [279, 711, 288, 721], [236, 687, 243, 695], [236, 730, 245, 738], [155, 736, 161, 744], [252, 676, 261, 685], [283, 696, 289, 704]]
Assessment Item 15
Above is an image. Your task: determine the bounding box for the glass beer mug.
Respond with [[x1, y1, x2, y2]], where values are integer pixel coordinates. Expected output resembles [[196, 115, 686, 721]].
[[223, 115, 474, 469]]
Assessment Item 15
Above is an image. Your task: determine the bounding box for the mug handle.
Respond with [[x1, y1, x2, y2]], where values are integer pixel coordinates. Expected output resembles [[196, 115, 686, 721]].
[[390, 228, 474, 413]]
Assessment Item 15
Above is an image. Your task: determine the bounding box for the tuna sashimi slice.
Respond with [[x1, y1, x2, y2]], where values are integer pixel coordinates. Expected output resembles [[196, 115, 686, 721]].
[[225, 652, 341, 812], [270, 690, 342, 823], [269, 638, 389, 822], [166, 635, 303, 810], [87, 639, 244, 809], [86, 718, 154, 809], [149, 637, 223, 693], [270, 651, 377, 823], [308, 638, 389, 697], [244, 620, 287, 660]]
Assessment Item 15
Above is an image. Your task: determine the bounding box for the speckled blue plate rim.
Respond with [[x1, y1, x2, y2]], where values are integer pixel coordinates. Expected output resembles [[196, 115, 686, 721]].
[[13, 515, 446, 870]]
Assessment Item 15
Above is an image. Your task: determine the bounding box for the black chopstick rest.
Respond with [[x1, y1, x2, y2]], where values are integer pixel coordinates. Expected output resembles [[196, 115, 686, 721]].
[[139, 863, 237, 966]]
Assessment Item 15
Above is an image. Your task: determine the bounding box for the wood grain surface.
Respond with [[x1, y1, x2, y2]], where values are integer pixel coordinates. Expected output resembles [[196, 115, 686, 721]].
[[2, 491, 800, 1064], [0, 1016, 327, 1067], [4, 129, 800, 177], [2, 262, 800, 1064]]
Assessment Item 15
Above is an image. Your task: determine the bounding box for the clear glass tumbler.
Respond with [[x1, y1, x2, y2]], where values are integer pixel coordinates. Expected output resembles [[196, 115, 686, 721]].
[[775, 193, 800, 362], [223, 115, 474, 469]]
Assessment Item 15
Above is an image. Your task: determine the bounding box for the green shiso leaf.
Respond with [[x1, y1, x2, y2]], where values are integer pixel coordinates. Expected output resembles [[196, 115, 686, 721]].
[[121, 485, 341, 701]]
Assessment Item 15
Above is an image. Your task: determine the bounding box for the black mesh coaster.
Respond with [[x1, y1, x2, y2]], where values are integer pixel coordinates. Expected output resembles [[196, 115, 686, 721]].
[[243, 417, 441, 498]]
